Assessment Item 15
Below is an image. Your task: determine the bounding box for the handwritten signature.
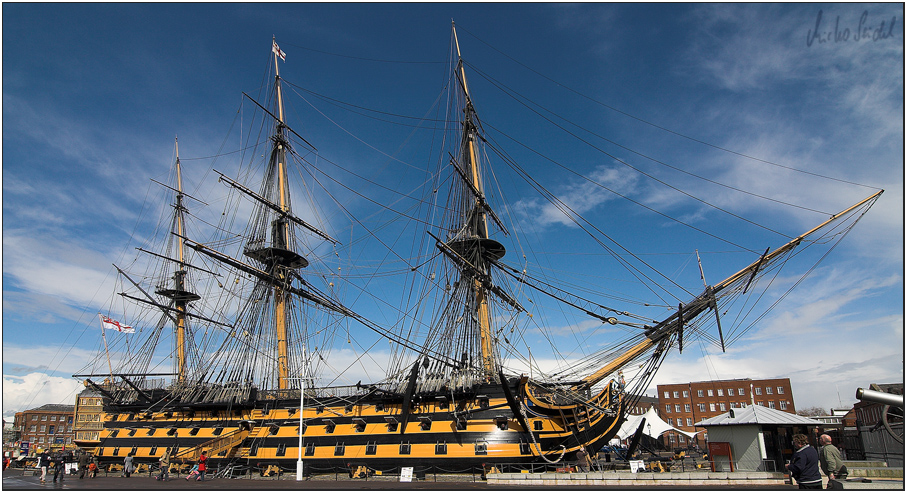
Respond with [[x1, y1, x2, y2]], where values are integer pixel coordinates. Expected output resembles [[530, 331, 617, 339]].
[[807, 10, 897, 47]]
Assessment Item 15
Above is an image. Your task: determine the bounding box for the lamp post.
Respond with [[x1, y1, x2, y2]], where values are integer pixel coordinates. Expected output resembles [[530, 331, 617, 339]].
[[297, 374, 304, 482], [286, 346, 307, 482]]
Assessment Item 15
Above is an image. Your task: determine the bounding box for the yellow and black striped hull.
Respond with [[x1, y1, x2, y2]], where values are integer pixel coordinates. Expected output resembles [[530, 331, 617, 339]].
[[86, 378, 624, 473]]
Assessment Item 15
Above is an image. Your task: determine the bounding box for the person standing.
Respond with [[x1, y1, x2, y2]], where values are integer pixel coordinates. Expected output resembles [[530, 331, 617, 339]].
[[819, 434, 848, 483], [786, 434, 822, 489], [123, 452, 135, 478], [37, 449, 50, 483], [157, 448, 171, 481], [575, 447, 591, 472], [196, 450, 208, 481], [52, 452, 66, 483]]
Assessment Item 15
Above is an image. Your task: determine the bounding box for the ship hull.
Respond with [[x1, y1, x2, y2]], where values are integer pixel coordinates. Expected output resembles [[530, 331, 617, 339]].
[[88, 378, 624, 475]]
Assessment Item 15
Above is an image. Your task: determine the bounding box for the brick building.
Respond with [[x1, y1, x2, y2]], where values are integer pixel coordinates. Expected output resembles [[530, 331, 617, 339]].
[[656, 378, 796, 448], [13, 404, 76, 455]]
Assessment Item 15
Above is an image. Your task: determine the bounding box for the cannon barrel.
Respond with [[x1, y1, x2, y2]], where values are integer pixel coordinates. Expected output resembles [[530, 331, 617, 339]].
[[856, 388, 904, 408]]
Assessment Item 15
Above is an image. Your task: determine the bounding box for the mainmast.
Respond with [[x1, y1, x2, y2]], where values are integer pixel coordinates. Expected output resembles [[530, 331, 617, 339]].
[[271, 38, 292, 390]]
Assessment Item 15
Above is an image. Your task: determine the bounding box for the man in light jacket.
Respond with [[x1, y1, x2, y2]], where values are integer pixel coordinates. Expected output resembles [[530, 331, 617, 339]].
[[819, 434, 847, 482]]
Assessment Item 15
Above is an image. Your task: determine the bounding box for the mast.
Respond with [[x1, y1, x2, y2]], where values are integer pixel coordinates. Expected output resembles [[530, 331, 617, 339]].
[[452, 22, 500, 379], [154, 137, 200, 385], [272, 37, 292, 390], [173, 138, 189, 383]]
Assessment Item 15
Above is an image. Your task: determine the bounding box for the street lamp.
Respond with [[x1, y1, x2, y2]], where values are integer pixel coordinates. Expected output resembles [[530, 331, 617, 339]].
[[286, 365, 307, 481], [297, 374, 304, 482]]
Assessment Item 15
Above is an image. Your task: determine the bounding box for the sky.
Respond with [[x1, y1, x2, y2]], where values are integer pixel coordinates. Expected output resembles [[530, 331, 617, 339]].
[[2, 3, 903, 422]]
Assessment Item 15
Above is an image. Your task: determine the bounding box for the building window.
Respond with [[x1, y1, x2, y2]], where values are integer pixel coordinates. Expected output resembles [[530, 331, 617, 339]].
[[684, 404, 691, 412], [698, 403, 706, 412], [780, 401, 788, 410], [682, 390, 689, 398], [40, 425, 46, 432], [768, 401, 776, 409], [48, 426, 55, 434], [50, 416, 57, 422], [709, 403, 716, 412], [32, 416, 38, 421], [717, 389, 724, 396], [697, 390, 704, 397], [664, 391, 670, 399], [673, 391, 679, 398], [675, 404, 681, 413], [665, 405, 671, 413], [42, 416, 47, 421], [757, 401, 764, 406], [766, 387, 773, 394], [777, 387, 784, 394], [679, 436, 685, 444], [755, 387, 762, 395], [668, 418, 673, 426], [728, 388, 735, 396], [707, 389, 714, 397], [719, 403, 726, 411], [738, 388, 745, 395], [39, 438, 45, 443], [686, 418, 693, 426], [30, 425, 36, 432]]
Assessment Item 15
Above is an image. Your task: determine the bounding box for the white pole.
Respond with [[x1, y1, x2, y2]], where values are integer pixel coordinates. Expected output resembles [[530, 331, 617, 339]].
[[296, 374, 304, 481], [296, 343, 306, 481]]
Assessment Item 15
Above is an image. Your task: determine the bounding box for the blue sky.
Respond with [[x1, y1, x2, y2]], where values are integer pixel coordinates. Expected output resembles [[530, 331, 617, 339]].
[[3, 3, 902, 420]]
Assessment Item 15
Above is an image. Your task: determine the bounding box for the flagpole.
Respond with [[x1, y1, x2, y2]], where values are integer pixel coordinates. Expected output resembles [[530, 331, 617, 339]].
[[99, 314, 114, 379]]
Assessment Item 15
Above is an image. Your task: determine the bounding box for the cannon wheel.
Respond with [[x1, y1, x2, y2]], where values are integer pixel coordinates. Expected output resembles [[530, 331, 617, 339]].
[[881, 404, 904, 444]]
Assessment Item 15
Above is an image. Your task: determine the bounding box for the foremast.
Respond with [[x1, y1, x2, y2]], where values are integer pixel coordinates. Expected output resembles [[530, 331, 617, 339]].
[[450, 22, 506, 379]]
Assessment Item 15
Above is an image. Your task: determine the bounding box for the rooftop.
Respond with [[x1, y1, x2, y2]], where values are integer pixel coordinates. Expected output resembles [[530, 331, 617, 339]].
[[695, 404, 823, 427]]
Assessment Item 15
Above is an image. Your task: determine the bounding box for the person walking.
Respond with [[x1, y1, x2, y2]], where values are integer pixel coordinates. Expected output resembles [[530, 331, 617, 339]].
[[786, 434, 822, 489], [77, 451, 89, 479], [123, 452, 135, 478], [157, 448, 171, 481], [37, 449, 50, 483], [819, 434, 848, 485], [196, 450, 208, 481]]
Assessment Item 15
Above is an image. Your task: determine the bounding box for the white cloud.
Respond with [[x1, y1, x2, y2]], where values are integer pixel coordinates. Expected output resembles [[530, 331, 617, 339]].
[[2, 373, 85, 421]]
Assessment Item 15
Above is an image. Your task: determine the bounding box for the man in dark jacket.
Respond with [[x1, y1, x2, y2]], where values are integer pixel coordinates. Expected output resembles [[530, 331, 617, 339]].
[[37, 450, 50, 483], [786, 434, 822, 489]]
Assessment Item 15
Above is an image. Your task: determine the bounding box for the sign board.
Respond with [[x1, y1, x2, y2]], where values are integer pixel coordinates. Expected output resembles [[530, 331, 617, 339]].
[[19, 442, 29, 453], [629, 460, 645, 473], [400, 466, 413, 482]]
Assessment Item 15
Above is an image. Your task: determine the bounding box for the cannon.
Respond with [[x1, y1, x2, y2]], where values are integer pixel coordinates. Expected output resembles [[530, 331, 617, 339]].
[[856, 387, 904, 444]]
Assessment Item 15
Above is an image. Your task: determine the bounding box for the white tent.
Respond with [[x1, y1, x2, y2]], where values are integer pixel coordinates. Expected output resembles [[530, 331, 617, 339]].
[[617, 406, 699, 440]]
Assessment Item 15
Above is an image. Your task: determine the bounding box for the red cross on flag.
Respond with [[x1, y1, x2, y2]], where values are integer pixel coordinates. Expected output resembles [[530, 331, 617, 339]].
[[99, 314, 135, 333], [272, 40, 286, 62]]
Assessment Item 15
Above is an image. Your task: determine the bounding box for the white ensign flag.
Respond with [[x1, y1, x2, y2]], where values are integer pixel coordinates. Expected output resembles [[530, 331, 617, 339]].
[[100, 314, 135, 333], [272, 40, 286, 61]]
